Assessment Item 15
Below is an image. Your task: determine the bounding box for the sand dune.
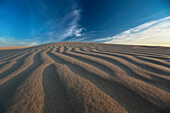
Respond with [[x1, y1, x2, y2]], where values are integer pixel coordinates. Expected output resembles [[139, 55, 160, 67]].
[[0, 42, 170, 113]]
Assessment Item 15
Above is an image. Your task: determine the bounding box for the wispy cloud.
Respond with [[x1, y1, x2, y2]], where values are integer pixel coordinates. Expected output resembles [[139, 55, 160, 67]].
[[94, 16, 170, 47], [31, 0, 84, 42], [58, 9, 84, 41], [0, 0, 84, 47]]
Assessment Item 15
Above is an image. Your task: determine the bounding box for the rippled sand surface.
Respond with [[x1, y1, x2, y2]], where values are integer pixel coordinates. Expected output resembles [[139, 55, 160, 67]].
[[0, 42, 170, 113]]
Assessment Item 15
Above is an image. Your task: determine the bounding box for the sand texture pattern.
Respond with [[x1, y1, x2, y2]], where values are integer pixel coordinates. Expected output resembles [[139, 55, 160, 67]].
[[0, 42, 170, 113]]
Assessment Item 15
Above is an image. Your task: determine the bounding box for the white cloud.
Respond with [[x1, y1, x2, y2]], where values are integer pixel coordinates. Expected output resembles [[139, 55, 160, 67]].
[[95, 16, 170, 47], [75, 28, 84, 37], [60, 9, 84, 40]]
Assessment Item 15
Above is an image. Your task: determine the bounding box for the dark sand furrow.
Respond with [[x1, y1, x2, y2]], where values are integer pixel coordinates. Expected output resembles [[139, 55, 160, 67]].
[[0, 61, 8, 70], [82, 47, 170, 60], [63, 50, 114, 76], [93, 46, 170, 56], [1, 48, 34, 60], [70, 49, 170, 111], [42, 64, 76, 113], [134, 56, 170, 68], [0, 49, 28, 61], [55, 46, 61, 52], [58, 45, 65, 53], [0, 48, 32, 63], [99, 51, 170, 81], [95, 49, 169, 56], [92, 48, 170, 67], [65, 63, 163, 113], [47, 54, 128, 113], [6, 48, 52, 113], [92, 48, 170, 62], [81, 48, 170, 76], [74, 49, 170, 79], [68, 49, 170, 92], [107, 51, 170, 75], [0, 51, 35, 79], [75, 48, 170, 80], [0, 49, 36, 73], [0, 51, 42, 113], [0, 51, 42, 86], [48, 47, 167, 113], [48, 51, 111, 79], [0, 61, 6, 65]]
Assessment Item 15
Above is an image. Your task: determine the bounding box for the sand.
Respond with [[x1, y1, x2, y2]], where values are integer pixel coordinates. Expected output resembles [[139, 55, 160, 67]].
[[0, 46, 29, 50], [0, 42, 169, 113], [0, 46, 30, 58]]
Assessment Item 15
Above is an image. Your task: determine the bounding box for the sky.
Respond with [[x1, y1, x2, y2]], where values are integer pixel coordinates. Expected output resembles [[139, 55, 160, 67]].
[[0, 0, 170, 47]]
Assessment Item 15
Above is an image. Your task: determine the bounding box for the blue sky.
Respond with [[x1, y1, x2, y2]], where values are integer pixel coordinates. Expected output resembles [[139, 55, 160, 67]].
[[0, 0, 170, 47]]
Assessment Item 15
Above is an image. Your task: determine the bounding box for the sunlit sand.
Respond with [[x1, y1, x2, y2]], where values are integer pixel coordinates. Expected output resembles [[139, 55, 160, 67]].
[[0, 42, 169, 113]]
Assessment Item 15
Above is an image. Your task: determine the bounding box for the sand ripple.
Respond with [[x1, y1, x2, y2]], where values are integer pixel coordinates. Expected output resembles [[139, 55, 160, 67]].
[[0, 42, 170, 113]]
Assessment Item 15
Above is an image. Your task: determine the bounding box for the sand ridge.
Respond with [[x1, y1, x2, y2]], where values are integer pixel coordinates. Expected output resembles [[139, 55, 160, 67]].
[[0, 42, 170, 113]]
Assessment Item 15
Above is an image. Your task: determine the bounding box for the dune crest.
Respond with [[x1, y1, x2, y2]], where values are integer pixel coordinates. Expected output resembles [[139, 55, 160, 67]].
[[0, 42, 170, 113]]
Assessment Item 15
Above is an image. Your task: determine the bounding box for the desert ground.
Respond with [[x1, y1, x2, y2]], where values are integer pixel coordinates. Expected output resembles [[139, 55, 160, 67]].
[[0, 42, 170, 113]]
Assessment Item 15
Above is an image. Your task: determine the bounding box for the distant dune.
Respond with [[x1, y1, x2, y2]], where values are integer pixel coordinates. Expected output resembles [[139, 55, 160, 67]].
[[0, 46, 29, 50], [0, 42, 170, 113]]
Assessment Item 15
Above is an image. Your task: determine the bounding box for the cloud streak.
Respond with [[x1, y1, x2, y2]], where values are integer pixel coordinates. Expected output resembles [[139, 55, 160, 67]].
[[95, 16, 170, 47], [59, 10, 84, 40], [30, 0, 84, 42]]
